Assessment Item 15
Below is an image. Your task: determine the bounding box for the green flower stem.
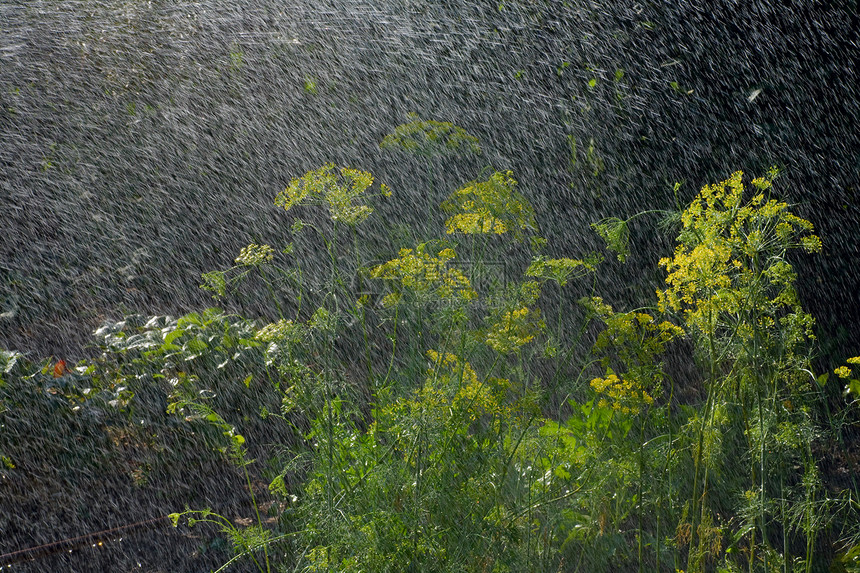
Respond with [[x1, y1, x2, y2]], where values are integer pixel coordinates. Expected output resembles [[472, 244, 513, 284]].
[[211, 531, 304, 573], [259, 266, 284, 319], [352, 226, 374, 386], [758, 385, 768, 571], [268, 261, 304, 320], [243, 461, 271, 573], [688, 319, 717, 573], [547, 316, 594, 394], [325, 365, 333, 573], [380, 303, 399, 390], [638, 410, 646, 573], [506, 465, 594, 522]]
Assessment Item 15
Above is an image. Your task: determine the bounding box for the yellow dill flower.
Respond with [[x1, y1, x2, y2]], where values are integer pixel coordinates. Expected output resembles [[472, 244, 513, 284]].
[[275, 164, 388, 226], [800, 235, 822, 253], [380, 113, 481, 157], [436, 247, 454, 259], [235, 243, 274, 266], [590, 376, 610, 393], [847, 356, 860, 365], [526, 255, 600, 287], [441, 171, 536, 240], [380, 292, 401, 307], [751, 176, 772, 191], [590, 370, 654, 415], [371, 244, 477, 304], [835, 366, 852, 379], [408, 351, 513, 425], [485, 306, 545, 354], [658, 170, 820, 344], [581, 296, 614, 317], [426, 350, 479, 387]]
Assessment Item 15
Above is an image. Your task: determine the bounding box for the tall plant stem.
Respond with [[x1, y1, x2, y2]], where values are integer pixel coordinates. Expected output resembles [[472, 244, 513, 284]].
[[758, 385, 768, 572], [547, 311, 593, 393], [243, 462, 271, 573], [638, 412, 645, 573], [323, 222, 342, 573], [781, 475, 788, 573], [325, 366, 333, 573], [688, 322, 717, 573], [380, 304, 400, 389], [742, 398, 756, 573], [260, 267, 285, 319], [352, 227, 374, 386], [803, 446, 815, 573], [412, 436, 422, 570]]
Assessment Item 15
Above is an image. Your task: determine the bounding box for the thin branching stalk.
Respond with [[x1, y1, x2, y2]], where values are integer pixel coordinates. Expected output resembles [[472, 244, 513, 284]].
[[352, 227, 374, 386], [243, 462, 271, 573]]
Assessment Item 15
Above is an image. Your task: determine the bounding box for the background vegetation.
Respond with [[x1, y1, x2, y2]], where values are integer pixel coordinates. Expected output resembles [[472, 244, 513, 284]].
[[2, 2, 859, 570], [3, 120, 860, 572]]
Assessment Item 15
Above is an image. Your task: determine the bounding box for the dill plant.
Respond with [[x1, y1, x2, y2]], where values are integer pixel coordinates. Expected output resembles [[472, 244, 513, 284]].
[[656, 170, 823, 572], [175, 144, 656, 571], [161, 137, 843, 573], [380, 114, 481, 234], [237, 149, 605, 571], [11, 150, 860, 573]]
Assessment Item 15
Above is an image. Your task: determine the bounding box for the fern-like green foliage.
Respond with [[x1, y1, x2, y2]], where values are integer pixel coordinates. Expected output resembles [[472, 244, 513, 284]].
[[591, 217, 630, 262], [525, 254, 601, 287], [20, 154, 854, 573]]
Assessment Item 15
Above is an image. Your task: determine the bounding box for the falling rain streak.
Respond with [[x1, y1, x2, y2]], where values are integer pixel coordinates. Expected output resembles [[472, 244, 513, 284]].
[[1, 1, 859, 571]]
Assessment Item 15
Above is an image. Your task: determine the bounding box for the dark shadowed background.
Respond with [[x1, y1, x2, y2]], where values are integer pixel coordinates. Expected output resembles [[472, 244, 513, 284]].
[[1, 0, 858, 364]]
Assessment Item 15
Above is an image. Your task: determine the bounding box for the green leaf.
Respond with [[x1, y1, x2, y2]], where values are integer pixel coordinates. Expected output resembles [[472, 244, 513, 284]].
[[269, 475, 288, 497], [553, 466, 571, 479], [164, 328, 184, 345], [1, 350, 23, 374], [157, 343, 182, 354], [591, 217, 630, 263], [184, 339, 208, 353], [177, 312, 203, 328]]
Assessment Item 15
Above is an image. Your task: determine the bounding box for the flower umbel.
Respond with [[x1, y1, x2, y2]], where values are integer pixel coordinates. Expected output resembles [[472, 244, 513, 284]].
[[370, 244, 477, 306], [526, 255, 600, 287], [485, 306, 545, 354], [235, 243, 274, 266], [657, 171, 821, 346], [442, 171, 536, 240], [590, 369, 654, 415], [380, 113, 481, 157], [834, 366, 852, 379], [275, 164, 387, 225]]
